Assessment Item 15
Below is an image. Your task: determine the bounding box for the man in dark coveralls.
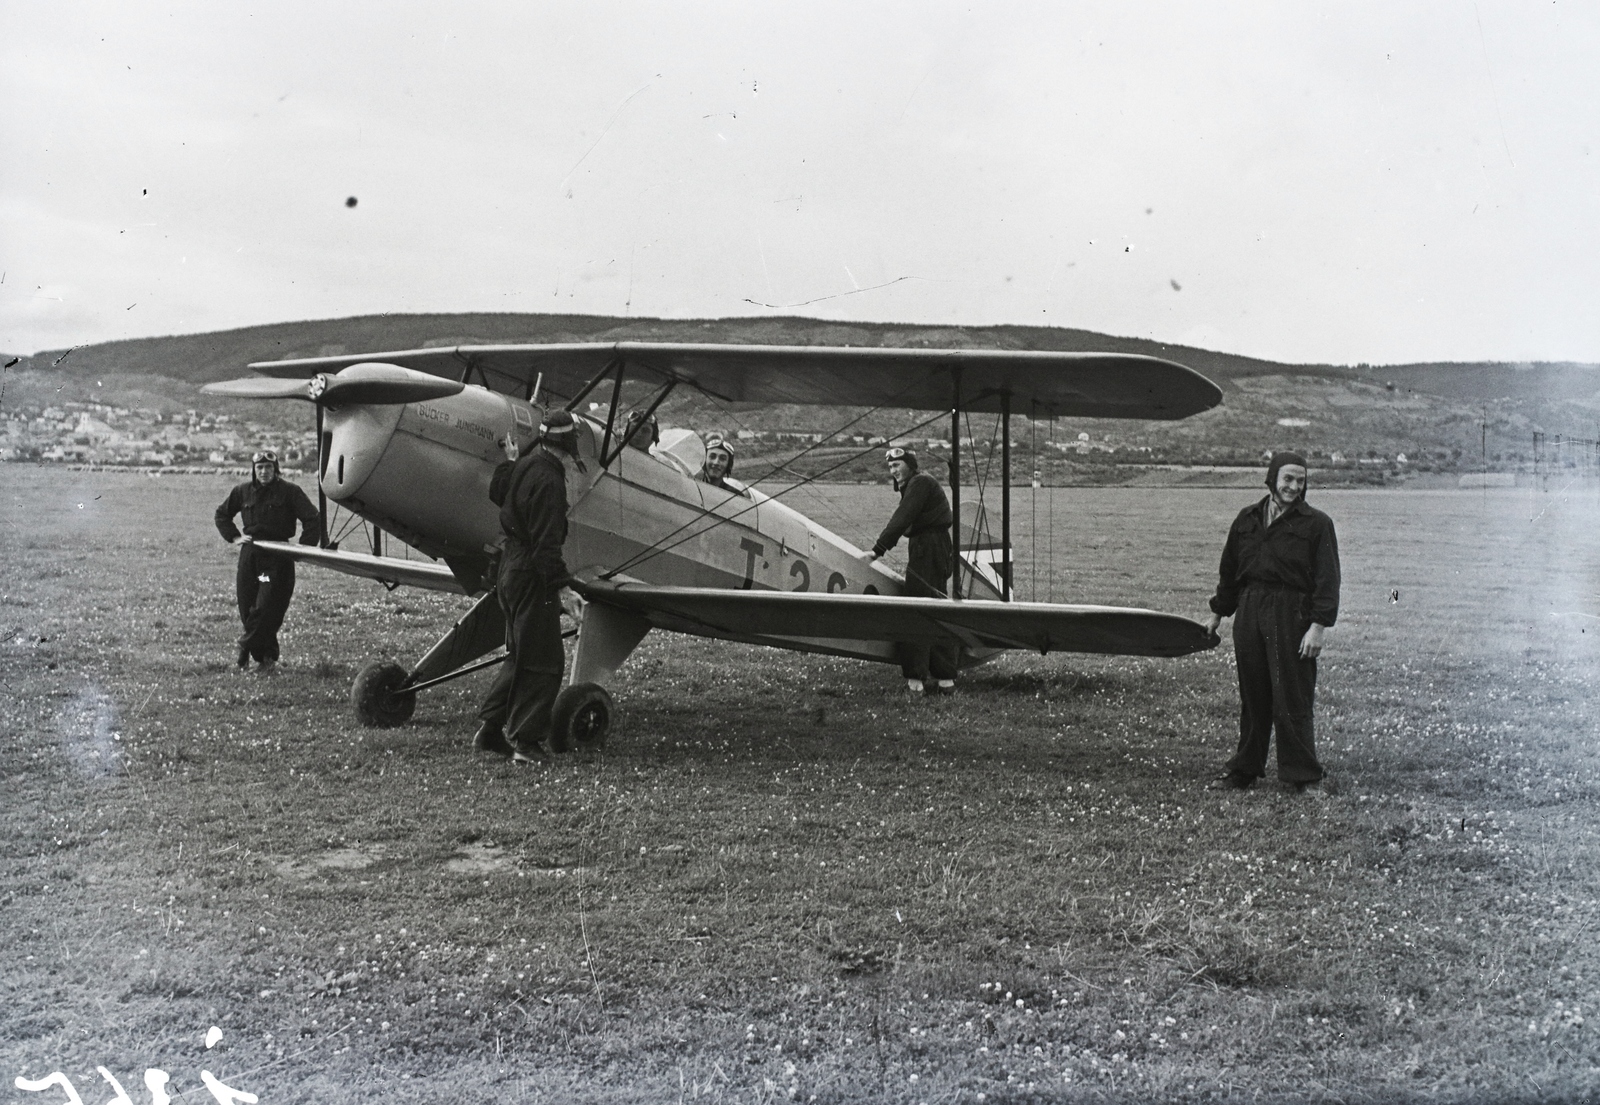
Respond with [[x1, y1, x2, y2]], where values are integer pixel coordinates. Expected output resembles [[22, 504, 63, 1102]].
[[214, 451, 320, 673], [1202, 451, 1341, 792], [474, 410, 578, 763], [861, 447, 959, 694]]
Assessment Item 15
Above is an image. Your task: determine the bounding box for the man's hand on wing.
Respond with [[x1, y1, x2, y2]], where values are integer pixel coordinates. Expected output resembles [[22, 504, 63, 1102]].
[[560, 587, 584, 622], [1202, 612, 1222, 635]]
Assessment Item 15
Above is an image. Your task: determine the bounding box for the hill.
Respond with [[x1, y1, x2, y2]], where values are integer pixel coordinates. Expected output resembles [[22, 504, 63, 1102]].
[[5, 313, 1598, 479]]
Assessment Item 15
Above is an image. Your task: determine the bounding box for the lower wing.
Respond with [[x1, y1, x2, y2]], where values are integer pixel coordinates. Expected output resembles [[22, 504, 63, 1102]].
[[248, 541, 467, 594], [254, 545, 1215, 658], [576, 580, 1217, 658]]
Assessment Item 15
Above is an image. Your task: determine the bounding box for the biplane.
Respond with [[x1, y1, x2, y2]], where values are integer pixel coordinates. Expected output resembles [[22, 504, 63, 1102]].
[[202, 341, 1223, 749]]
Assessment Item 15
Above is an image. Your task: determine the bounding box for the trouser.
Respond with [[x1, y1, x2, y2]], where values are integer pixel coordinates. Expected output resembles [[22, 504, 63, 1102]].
[[897, 530, 960, 682], [1226, 585, 1323, 783], [477, 565, 564, 750], [236, 544, 295, 663]]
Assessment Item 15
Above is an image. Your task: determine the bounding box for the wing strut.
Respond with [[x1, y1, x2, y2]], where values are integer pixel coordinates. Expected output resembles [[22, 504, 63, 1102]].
[[1001, 388, 1012, 600], [564, 354, 623, 414], [601, 371, 677, 468], [950, 364, 962, 600], [314, 404, 329, 547]]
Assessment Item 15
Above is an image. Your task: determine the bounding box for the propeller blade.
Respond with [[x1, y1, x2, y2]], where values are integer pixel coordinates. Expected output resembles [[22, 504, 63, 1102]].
[[202, 364, 465, 406], [201, 377, 314, 399], [312, 363, 465, 406]]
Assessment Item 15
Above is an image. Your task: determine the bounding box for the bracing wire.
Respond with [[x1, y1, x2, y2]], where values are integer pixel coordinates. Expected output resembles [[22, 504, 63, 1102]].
[[599, 372, 943, 578], [599, 406, 952, 582], [680, 369, 918, 535], [1030, 400, 1037, 602], [1048, 412, 1056, 603], [961, 408, 1002, 545], [330, 504, 367, 548]]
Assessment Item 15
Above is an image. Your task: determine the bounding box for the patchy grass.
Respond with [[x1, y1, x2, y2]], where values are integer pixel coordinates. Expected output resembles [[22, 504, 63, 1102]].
[[2, 467, 1598, 1103]]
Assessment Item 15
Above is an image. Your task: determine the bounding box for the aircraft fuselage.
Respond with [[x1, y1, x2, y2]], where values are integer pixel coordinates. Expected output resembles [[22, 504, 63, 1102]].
[[320, 385, 907, 661]]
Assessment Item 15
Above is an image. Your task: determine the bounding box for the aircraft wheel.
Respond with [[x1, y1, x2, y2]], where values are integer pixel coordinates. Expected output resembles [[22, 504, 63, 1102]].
[[352, 661, 416, 728], [550, 683, 613, 753]]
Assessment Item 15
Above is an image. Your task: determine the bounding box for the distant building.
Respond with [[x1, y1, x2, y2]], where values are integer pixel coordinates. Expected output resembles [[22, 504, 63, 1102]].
[[75, 413, 117, 443]]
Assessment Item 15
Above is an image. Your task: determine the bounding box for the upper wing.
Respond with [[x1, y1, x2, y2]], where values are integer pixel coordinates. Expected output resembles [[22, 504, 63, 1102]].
[[249, 541, 467, 594], [575, 580, 1217, 658], [247, 342, 1221, 419]]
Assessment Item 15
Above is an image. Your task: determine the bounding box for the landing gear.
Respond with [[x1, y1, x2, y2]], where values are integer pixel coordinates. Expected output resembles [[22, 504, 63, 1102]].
[[352, 661, 416, 728], [549, 682, 614, 753]]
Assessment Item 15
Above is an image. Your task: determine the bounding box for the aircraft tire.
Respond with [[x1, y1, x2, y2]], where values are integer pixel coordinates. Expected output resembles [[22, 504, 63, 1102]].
[[352, 661, 416, 728], [550, 682, 613, 753]]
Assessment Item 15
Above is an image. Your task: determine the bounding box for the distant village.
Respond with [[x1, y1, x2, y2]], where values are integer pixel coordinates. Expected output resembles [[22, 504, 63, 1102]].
[[1, 399, 1428, 471], [0, 396, 1517, 482], [1, 401, 1174, 470], [1, 400, 316, 470]]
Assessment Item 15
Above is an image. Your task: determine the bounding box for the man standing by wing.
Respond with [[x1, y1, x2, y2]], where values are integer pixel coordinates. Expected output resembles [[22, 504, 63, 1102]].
[[862, 447, 959, 694], [475, 410, 578, 762], [214, 450, 320, 673], [1203, 451, 1341, 792]]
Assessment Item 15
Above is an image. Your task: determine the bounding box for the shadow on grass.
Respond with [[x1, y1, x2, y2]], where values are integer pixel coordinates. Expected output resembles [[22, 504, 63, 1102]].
[[958, 667, 1131, 701]]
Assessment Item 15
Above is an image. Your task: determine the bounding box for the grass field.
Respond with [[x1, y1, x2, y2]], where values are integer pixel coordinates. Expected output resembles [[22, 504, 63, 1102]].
[[3, 466, 1598, 1104]]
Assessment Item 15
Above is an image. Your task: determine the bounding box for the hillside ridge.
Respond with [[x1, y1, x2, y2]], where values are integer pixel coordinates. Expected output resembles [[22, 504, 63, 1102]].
[[10, 311, 1598, 403]]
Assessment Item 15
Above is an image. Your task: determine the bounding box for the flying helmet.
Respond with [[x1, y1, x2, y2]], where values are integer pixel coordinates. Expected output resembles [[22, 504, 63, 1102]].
[[705, 434, 736, 474], [623, 409, 660, 449]]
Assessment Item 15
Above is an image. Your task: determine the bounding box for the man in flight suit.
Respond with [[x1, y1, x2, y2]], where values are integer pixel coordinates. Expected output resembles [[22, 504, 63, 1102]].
[[214, 450, 320, 673], [862, 447, 960, 694], [622, 409, 660, 453], [1203, 451, 1341, 792], [474, 410, 578, 762]]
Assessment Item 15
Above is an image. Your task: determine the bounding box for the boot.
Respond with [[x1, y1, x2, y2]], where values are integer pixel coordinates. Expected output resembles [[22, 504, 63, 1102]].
[[473, 723, 513, 757]]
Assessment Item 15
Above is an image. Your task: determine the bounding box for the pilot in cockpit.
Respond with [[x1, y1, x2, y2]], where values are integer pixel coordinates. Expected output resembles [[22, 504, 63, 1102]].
[[699, 435, 737, 491], [622, 409, 660, 453]]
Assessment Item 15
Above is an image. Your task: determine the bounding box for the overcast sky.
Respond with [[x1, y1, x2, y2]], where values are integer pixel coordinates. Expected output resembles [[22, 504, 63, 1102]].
[[3, 1, 1596, 365]]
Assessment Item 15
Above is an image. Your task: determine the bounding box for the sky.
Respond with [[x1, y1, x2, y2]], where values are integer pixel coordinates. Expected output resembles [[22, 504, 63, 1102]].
[[3, 1, 1597, 365]]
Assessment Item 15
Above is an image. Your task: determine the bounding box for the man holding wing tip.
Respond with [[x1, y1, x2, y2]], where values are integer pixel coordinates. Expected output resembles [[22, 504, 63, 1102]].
[[1203, 451, 1341, 792]]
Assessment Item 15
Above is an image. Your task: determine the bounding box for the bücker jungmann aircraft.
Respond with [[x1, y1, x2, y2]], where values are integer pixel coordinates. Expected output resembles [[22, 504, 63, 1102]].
[[204, 341, 1223, 749]]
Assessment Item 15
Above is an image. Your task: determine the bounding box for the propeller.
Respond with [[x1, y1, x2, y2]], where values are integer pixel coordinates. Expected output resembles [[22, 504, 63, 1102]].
[[201, 363, 465, 548], [202, 362, 465, 406]]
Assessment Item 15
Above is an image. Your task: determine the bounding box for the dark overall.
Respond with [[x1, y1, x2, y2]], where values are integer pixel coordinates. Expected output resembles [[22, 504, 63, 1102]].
[[873, 471, 959, 682], [214, 477, 319, 665], [1209, 497, 1341, 783], [235, 546, 296, 664], [477, 449, 570, 752]]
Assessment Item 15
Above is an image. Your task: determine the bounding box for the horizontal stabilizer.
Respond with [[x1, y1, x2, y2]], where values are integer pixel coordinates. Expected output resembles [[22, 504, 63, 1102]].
[[249, 541, 466, 593], [575, 581, 1217, 658]]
